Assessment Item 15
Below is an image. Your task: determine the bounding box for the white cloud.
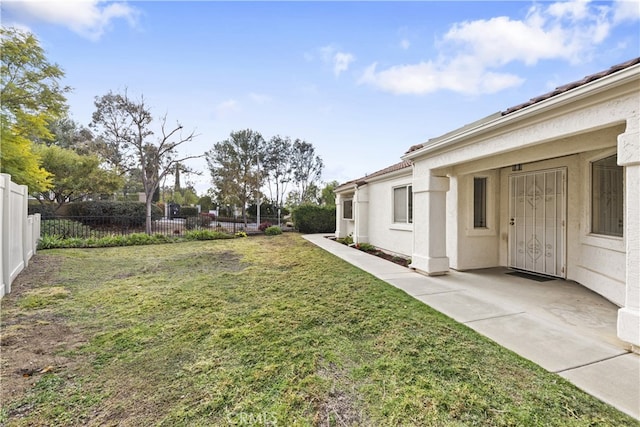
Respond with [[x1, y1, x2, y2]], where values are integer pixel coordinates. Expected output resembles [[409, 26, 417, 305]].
[[214, 99, 240, 118], [613, 0, 640, 23], [333, 52, 355, 76], [319, 45, 355, 76], [359, 57, 524, 96], [360, 0, 637, 95], [3, 0, 139, 41], [400, 39, 410, 50]]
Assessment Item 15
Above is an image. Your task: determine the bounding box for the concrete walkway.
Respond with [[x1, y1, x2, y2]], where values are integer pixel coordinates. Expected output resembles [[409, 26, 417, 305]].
[[303, 234, 640, 420]]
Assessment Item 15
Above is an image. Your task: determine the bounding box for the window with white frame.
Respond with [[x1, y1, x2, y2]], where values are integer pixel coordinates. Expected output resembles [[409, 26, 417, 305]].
[[342, 199, 353, 220], [393, 185, 413, 223], [473, 177, 487, 228], [592, 155, 623, 237]]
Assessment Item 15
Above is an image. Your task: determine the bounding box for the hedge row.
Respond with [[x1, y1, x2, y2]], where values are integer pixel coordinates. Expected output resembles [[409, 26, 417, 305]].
[[292, 205, 336, 233]]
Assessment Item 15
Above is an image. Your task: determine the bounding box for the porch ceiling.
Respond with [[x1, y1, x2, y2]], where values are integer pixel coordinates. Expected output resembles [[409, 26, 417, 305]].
[[444, 124, 625, 176]]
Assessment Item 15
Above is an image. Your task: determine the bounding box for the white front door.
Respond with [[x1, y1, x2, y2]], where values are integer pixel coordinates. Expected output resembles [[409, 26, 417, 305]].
[[509, 168, 566, 277]]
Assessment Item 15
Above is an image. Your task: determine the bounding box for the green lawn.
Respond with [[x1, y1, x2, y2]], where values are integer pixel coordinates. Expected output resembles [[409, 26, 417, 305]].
[[1, 233, 635, 426]]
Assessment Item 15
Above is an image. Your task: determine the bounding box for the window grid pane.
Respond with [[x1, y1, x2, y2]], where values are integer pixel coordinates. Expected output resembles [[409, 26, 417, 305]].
[[394, 187, 407, 223], [592, 155, 623, 237], [408, 186, 413, 224], [343, 199, 353, 220], [474, 177, 487, 228]]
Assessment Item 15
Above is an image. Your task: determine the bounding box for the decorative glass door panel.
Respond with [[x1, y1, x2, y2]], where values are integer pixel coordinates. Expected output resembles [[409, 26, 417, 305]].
[[509, 168, 566, 277]]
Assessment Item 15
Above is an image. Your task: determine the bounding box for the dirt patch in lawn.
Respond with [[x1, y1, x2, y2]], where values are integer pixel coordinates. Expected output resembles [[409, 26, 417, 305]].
[[315, 361, 366, 426], [1, 255, 89, 411]]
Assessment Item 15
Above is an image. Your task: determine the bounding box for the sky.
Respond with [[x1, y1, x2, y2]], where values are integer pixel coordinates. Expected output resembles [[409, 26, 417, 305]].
[[2, 0, 639, 195]]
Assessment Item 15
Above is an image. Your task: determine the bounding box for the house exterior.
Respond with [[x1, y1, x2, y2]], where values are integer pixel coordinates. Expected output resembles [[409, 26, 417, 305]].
[[335, 58, 640, 349]]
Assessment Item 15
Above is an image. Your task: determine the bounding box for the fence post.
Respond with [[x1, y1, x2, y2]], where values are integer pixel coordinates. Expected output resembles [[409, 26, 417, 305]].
[[21, 184, 30, 268], [0, 174, 5, 298], [1, 173, 12, 296], [33, 213, 41, 254]]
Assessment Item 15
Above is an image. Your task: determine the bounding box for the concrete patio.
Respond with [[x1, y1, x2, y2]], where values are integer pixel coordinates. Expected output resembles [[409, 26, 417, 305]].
[[303, 234, 640, 420]]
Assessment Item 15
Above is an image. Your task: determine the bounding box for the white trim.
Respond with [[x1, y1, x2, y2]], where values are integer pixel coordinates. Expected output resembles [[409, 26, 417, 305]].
[[587, 150, 625, 239], [466, 173, 497, 237], [342, 198, 354, 221], [392, 184, 413, 225]]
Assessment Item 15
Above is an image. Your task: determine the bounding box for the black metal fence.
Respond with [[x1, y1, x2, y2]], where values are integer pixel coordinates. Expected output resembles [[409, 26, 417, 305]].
[[40, 215, 293, 239]]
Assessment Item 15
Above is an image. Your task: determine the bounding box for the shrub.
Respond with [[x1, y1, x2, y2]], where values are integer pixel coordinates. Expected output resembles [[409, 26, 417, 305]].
[[235, 231, 247, 238], [184, 230, 234, 241], [356, 242, 376, 252], [177, 206, 198, 219], [264, 225, 282, 236], [258, 221, 273, 232], [336, 234, 353, 245], [66, 201, 162, 226], [28, 202, 57, 219], [291, 205, 336, 233]]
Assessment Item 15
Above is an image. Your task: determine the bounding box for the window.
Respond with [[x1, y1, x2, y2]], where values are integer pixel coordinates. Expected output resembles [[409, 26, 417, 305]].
[[393, 185, 413, 223], [473, 177, 487, 228], [342, 199, 353, 220], [592, 155, 623, 237]]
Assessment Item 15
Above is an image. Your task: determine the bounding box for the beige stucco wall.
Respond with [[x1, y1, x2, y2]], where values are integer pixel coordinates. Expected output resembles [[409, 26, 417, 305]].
[[366, 174, 413, 257]]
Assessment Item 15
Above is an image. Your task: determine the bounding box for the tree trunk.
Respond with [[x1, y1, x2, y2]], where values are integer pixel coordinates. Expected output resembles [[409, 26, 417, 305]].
[[145, 196, 153, 235]]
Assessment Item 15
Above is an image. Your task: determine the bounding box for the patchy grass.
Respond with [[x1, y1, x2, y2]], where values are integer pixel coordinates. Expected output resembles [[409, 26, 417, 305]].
[[0, 233, 635, 426]]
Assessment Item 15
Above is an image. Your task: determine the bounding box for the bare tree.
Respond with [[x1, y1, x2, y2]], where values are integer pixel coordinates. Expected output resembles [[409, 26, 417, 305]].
[[91, 90, 200, 234]]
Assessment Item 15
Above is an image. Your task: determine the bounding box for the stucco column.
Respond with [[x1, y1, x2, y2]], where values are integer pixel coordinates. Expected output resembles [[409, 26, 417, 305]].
[[410, 174, 450, 275], [617, 118, 640, 350], [335, 193, 344, 238], [354, 186, 369, 244]]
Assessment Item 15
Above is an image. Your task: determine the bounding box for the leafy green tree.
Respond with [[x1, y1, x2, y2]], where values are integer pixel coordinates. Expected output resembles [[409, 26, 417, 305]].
[[35, 145, 123, 210], [0, 27, 70, 191], [291, 139, 323, 205], [263, 135, 294, 209], [91, 90, 199, 234], [42, 117, 95, 153], [197, 195, 213, 212], [206, 129, 264, 225], [320, 180, 339, 207]]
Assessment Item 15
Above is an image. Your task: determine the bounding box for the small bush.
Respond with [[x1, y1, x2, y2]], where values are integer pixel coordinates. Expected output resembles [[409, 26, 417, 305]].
[[356, 242, 376, 252], [184, 230, 234, 241], [292, 205, 336, 233], [178, 206, 198, 218], [258, 221, 273, 232], [264, 225, 282, 236], [37, 232, 176, 249], [235, 231, 247, 238], [336, 234, 353, 245]]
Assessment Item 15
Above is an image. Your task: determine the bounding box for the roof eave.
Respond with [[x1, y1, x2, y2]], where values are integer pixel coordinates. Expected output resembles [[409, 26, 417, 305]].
[[403, 63, 640, 161]]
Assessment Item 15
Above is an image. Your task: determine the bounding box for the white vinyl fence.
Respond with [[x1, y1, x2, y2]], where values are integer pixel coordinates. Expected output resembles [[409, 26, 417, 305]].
[[0, 173, 41, 298]]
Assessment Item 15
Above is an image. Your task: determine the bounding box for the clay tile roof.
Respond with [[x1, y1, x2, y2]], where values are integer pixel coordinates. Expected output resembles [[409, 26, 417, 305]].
[[502, 57, 640, 115], [405, 57, 640, 156], [335, 160, 412, 191]]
